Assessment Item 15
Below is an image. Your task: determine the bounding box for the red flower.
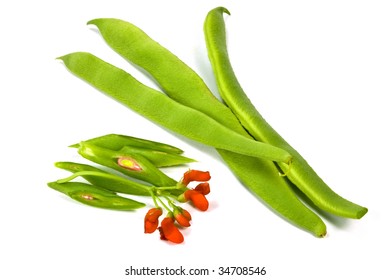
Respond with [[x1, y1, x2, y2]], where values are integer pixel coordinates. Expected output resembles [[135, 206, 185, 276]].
[[184, 190, 209, 211], [174, 207, 192, 227], [144, 207, 162, 233], [158, 216, 184, 244], [181, 170, 211, 186]]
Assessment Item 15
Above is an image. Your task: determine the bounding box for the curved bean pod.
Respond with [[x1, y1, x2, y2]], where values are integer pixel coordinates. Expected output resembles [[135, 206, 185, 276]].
[[204, 7, 367, 219], [87, 17, 327, 236], [58, 52, 292, 164]]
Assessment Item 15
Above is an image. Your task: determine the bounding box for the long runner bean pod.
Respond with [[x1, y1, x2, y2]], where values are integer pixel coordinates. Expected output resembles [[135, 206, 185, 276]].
[[87, 18, 246, 134], [87, 17, 326, 236], [204, 7, 367, 219], [58, 52, 292, 164]]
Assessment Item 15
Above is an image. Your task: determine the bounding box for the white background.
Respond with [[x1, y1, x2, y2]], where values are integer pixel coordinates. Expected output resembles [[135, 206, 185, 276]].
[[1, 0, 390, 279]]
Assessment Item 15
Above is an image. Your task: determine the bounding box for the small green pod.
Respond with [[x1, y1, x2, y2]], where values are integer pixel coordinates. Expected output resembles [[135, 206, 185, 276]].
[[55, 161, 152, 196], [70, 134, 195, 167], [119, 146, 195, 167], [204, 7, 367, 219], [58, 52, 292, 164], [48, 179, 114, 196], [47, 181, 145, 210], [70, 133, 184, 154], [77, 141, 178, 187]]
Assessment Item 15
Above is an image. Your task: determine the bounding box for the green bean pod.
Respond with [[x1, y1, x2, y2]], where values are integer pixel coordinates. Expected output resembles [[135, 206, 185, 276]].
[[70, 133, 184, 154], [85, 16, 327, 236], [58, 52, 292, 164], [204, 7, 367, 219], [77, 141, 177, 187], [55, 161, 152, 196], [47, 181, 145, 210]]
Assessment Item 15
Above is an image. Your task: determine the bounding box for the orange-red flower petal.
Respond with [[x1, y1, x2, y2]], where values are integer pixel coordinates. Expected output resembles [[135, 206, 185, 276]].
[[159, 217, 184, 244], [184, 190, 209, 211], [174, 208, 192, 227], [144, 207, 162, 233], [195, 182, 210, 195], [182, 170, 211, 186]]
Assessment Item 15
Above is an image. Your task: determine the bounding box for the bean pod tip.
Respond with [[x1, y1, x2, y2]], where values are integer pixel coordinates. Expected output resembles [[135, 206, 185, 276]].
[[87, 18, 100, 27], [216, 6, 231, 15], [356, 207, 368, 219]]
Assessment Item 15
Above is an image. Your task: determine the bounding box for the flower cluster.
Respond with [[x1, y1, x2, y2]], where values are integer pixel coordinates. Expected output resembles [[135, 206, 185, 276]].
[[144, 169, 211, 244], [49, 134, 212, 245]]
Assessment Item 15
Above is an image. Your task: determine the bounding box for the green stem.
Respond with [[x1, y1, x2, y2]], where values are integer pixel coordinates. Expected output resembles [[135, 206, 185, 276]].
[[155, 196, 172, 212], [156, 185, 187, 191], [151, 193, 160, 208]]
